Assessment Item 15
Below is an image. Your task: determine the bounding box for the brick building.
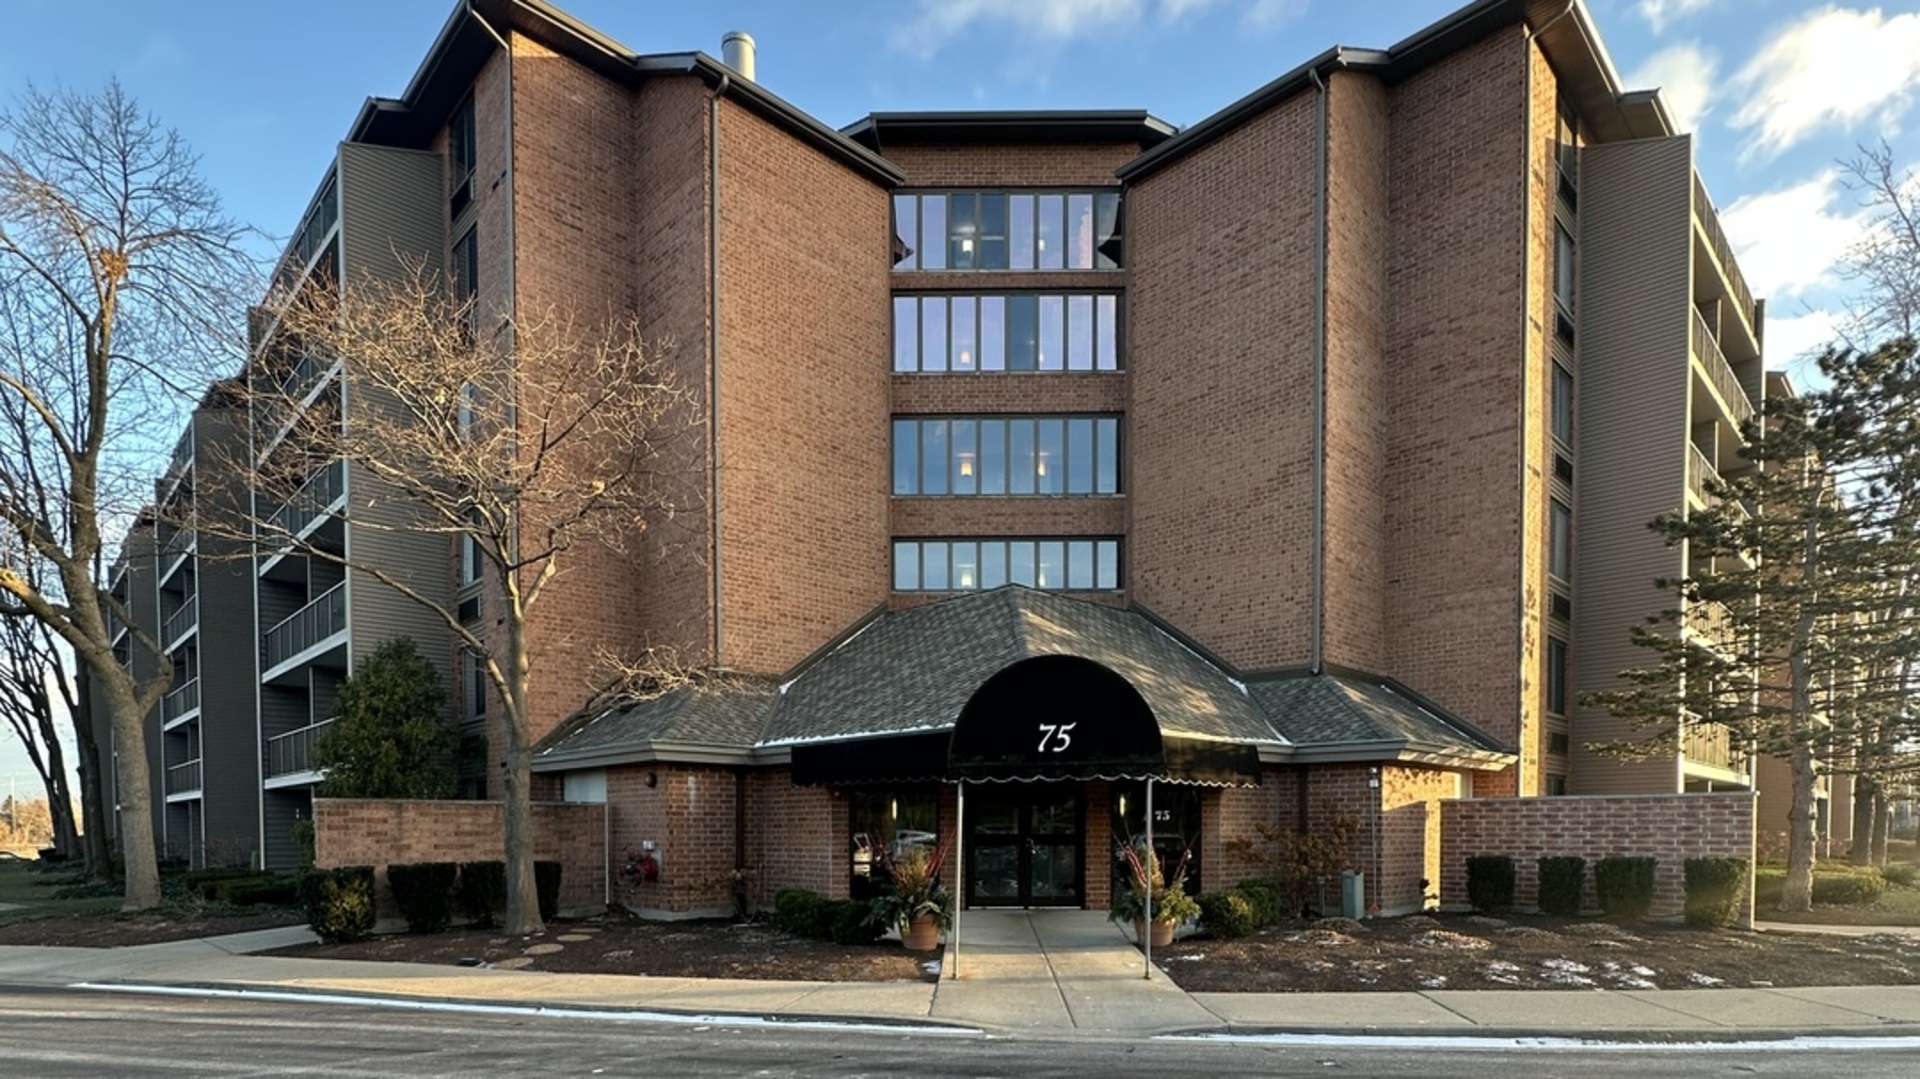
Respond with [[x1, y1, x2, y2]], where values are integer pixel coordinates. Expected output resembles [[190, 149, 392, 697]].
[[99, 0, 1779, 907]]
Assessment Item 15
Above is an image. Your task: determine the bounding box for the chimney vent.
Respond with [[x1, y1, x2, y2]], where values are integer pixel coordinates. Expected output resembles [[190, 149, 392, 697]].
[[721, 31, 756, 81]]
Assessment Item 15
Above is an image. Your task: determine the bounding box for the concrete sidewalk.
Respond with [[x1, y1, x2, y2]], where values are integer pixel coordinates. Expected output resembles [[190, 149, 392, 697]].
[[2, 912, 1919, 1041]]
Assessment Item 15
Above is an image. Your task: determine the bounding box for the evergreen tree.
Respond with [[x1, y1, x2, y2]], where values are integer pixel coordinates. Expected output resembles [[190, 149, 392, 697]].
[[313, 637, 457, 799]]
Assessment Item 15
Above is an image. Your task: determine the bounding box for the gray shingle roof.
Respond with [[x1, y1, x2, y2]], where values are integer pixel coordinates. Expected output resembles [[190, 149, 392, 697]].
[[1247, 671, 1511, 756], [534, 677, 779, 762], [760, 587, 1281, 748]]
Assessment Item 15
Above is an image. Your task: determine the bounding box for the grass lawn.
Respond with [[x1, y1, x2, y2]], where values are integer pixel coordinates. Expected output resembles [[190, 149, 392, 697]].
[[1757, 858, 1920, 927], [0, 859, 119, 926]]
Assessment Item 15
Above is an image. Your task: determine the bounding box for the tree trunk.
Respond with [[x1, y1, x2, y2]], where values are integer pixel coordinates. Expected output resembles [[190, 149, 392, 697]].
[[73, 666, 112, 881], [96, 666, 160, 909], [1850, 775, 1877, 865], [1778, 736, 1818, 913], [1871, 792, 1891, 866], [500, 607, 542, 936]]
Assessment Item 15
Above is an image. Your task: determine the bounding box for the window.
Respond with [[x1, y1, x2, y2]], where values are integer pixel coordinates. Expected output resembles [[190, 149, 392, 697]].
[[452, 228, 478, 307], [1544, 773, 1568, 797], [1552, 362, 1574, 447], [893, 191, 1122, 271], [463, 649, 488, 722], [449, 96, 476, 213], [1549, 499, 1572, 581], [893, 538, 1121, 592], [1554, 224, 1576, 317], [893, 416, 1120, 496], [1555, 103, 1578, 188], [893, 293, 1121, 373], [1546, 636, 1568, 717], [1548, 730, 1571, 755], [850, 788, 939, 899]]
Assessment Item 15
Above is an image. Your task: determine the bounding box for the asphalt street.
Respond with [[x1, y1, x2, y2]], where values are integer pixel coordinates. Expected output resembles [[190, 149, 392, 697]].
[[5, 985, 1919, 1078]]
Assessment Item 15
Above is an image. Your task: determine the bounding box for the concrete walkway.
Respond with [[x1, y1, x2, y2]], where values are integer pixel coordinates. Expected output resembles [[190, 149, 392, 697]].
[[2, 912, 1920, 1041]]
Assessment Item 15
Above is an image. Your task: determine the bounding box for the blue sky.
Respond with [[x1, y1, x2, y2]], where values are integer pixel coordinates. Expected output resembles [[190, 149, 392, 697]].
[[3, 0, 1917, 783]]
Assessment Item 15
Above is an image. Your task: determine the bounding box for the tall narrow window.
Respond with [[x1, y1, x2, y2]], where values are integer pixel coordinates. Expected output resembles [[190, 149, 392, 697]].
[[1552, 362, 1574, 447], [1554, 225, 1576, 316], [449, 97, 476, 215], [1550, 499, 1572, 581], [1546, 637, 1569, 717]]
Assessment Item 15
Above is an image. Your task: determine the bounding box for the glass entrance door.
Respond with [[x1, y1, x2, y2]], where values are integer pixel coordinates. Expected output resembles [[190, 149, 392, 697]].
[[965, 786, 1083, 907]]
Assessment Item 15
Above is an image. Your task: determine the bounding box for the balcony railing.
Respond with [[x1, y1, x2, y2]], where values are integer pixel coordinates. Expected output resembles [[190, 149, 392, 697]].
[[265, 717, 337, 779], [1683, 719, 1749, 775], [162, 593, 198, 648], [279, 348, 334, 402], [1693, 173, 1755, 335], [159, 428, 194, 494], [1690, 309, 1754, 427], [162, 677, 200, 724], [269, 458, 345, 542], [165, 758, 203, 796], [1686, 598, 1737, 654], [261, 581, 347, 671], [1687, 442, 1717, 507]]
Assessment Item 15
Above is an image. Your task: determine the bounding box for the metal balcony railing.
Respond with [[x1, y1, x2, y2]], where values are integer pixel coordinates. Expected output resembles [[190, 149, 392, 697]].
[[265, 717, 337, 778], [1687, 443, 1717, 507], [269, 458, 345, 542], [261, 581, 347, 671], [161, 678, 200, 724], [1690, 309, 1754, 427], [1683, 719, 1749, 775], [1693, 174, 1756, 336], [162, 593, 198, 648], [165, 758, 202, 796], [159, 428, 194, 494], [279, 348, 333, 401]]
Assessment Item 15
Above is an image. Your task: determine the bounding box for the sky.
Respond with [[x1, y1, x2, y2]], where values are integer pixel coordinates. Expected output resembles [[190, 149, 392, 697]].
[[2, 0, 1917, 784]]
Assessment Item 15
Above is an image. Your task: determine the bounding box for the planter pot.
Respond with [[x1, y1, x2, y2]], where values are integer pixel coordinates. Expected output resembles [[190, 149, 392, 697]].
[[902, 913, 941, 952], [1133, 917, 1176, 948]]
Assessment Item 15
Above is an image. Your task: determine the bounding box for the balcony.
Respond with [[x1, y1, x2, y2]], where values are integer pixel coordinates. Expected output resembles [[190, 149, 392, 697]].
[[1692, 174, 1756, 338], [1683, 718, 1750, 777], [1687, 443, 1718, 507], [269, 458, 345, 543], [265, 717, 337, 780], [261, 581, 347, 673], [1690, 309, 1754, 427], [158, 428, 194, 499], [162, 678, 200, 725], [159, 524, 195, 582], [164, 757, 203, 797], [162, 593, 198, 650]]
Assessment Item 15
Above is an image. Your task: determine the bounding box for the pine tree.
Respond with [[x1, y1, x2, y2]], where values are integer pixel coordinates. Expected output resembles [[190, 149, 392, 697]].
[[313, 637, 457, 800]]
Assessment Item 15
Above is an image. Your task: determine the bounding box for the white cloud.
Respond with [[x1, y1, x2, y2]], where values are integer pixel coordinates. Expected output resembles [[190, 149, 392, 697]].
[[890, 0, 1279, 57], [1637, 0, 1720, 35], [1730, 6, 1920, 158], [1719, 170, 1870, 300], [1762, 309, 1844, 366], [1625, 43, 1717, 132]]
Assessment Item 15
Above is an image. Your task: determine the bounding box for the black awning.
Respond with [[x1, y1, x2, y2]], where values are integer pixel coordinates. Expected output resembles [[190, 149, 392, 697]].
[[790, 732, 950, 787]]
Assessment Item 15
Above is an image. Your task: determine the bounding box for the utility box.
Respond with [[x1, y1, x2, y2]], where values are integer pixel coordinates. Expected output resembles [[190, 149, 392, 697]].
[[1341, 870, 1366, 919]]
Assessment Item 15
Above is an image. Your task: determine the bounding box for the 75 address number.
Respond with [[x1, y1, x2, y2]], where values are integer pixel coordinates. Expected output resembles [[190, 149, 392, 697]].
[[1037, 723, 1077, 753]]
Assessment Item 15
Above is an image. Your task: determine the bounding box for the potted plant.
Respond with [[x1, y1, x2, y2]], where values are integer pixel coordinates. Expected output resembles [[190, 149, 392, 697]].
[[868, 836, 952, 951], [1110, 840, 1200, 947]]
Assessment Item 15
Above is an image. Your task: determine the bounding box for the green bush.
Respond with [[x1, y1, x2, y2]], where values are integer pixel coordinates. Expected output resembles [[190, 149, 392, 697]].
[[226, 879, 299, 906], [827, 899, 885, 945], [300, 866, 376, 943], [456, 861, 507, 927], [1683, 857, 1748, 928], [1465, 855, 1515, 914], [1594, 856, 1657, 920], [1536, 856, 1585, 917], [386, 862, 458, 934], [1882, 863, 1919, 888], [774, 888, 826, 939], [1198, 890, 1258, 939], [535, 861, 563, 921], [1813, 869, 1886, 906], [1233, 879, 1283, 926], [314, 637, 458, 799]]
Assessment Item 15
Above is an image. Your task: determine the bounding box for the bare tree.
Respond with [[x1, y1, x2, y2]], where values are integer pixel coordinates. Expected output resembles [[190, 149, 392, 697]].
[[0, 548, 82, 857], [1839, 141, 1920, 344], [223, 263, 694, 934], [0, 82, 251, 908]]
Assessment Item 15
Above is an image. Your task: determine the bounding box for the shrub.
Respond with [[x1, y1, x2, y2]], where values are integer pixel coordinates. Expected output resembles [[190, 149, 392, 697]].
[[1465, 855, 1515, 915], [827, 899, 885, 945], [313, 637, 458, 799], [1233, 879, 1283, 926], [775, 888, 826, 939], [1683, 857, 1748, 928], [226, 879, 299, 906], [386, 862, 458, 934], [1812, 868, 1886, 906], [535, 861, 563, 921], [1536, 856, 1585, 917], [1882, 863, 1918, 888], [456, 861, 507, 927], [1594, 856, 1657, 920], [1198, 890, 1258, 939], [300, 866, 376, 943]]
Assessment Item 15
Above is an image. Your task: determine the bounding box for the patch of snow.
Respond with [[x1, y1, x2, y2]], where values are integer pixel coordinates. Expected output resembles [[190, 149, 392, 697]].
[[1419, 975, 1448, 988], [1541, 958, 1592, 974], [1685, 971, 1726, 987], [1409, 931, 1491, 950]]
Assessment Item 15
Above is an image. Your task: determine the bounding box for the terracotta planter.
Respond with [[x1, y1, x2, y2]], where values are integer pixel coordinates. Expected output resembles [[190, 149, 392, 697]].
[[902, 913, 941, 951], [1133, 917, 1176, 948]]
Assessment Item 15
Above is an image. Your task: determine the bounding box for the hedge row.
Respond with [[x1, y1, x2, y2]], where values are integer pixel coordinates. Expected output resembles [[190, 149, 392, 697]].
[[300, 861, 562, 940], [1463, 854, 1749, 925], [772, 888, 885, 945]]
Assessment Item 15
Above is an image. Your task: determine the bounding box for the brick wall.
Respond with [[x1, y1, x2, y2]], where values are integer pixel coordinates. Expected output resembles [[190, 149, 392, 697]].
[[746, 769, 846, 906], [314, 798, 606, 923], [877, 142, 1140, 187], [1440, 792, 1756, 920], [606, 763, 744, 916], [1129, 91, 1319, 670]]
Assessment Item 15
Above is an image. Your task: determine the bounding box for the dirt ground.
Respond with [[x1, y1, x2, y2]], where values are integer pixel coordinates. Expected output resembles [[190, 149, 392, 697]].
[[4, 907, 1918, 992]]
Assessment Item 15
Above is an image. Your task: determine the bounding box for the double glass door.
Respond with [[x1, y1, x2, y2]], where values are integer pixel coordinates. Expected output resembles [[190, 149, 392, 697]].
[[966, 786, 1083, 907]]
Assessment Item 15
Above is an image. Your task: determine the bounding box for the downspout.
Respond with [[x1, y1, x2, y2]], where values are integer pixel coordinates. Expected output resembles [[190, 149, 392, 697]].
[[1514, 2, 1574, 799], [466, 2, 517, 331], [1308, 65, 1329, 676], [709, 74, 730, 670]]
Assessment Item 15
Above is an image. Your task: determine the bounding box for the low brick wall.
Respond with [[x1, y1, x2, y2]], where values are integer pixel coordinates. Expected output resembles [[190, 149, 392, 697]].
[[314, 799, 606, 923], [1439, 793, 1755, 922]]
